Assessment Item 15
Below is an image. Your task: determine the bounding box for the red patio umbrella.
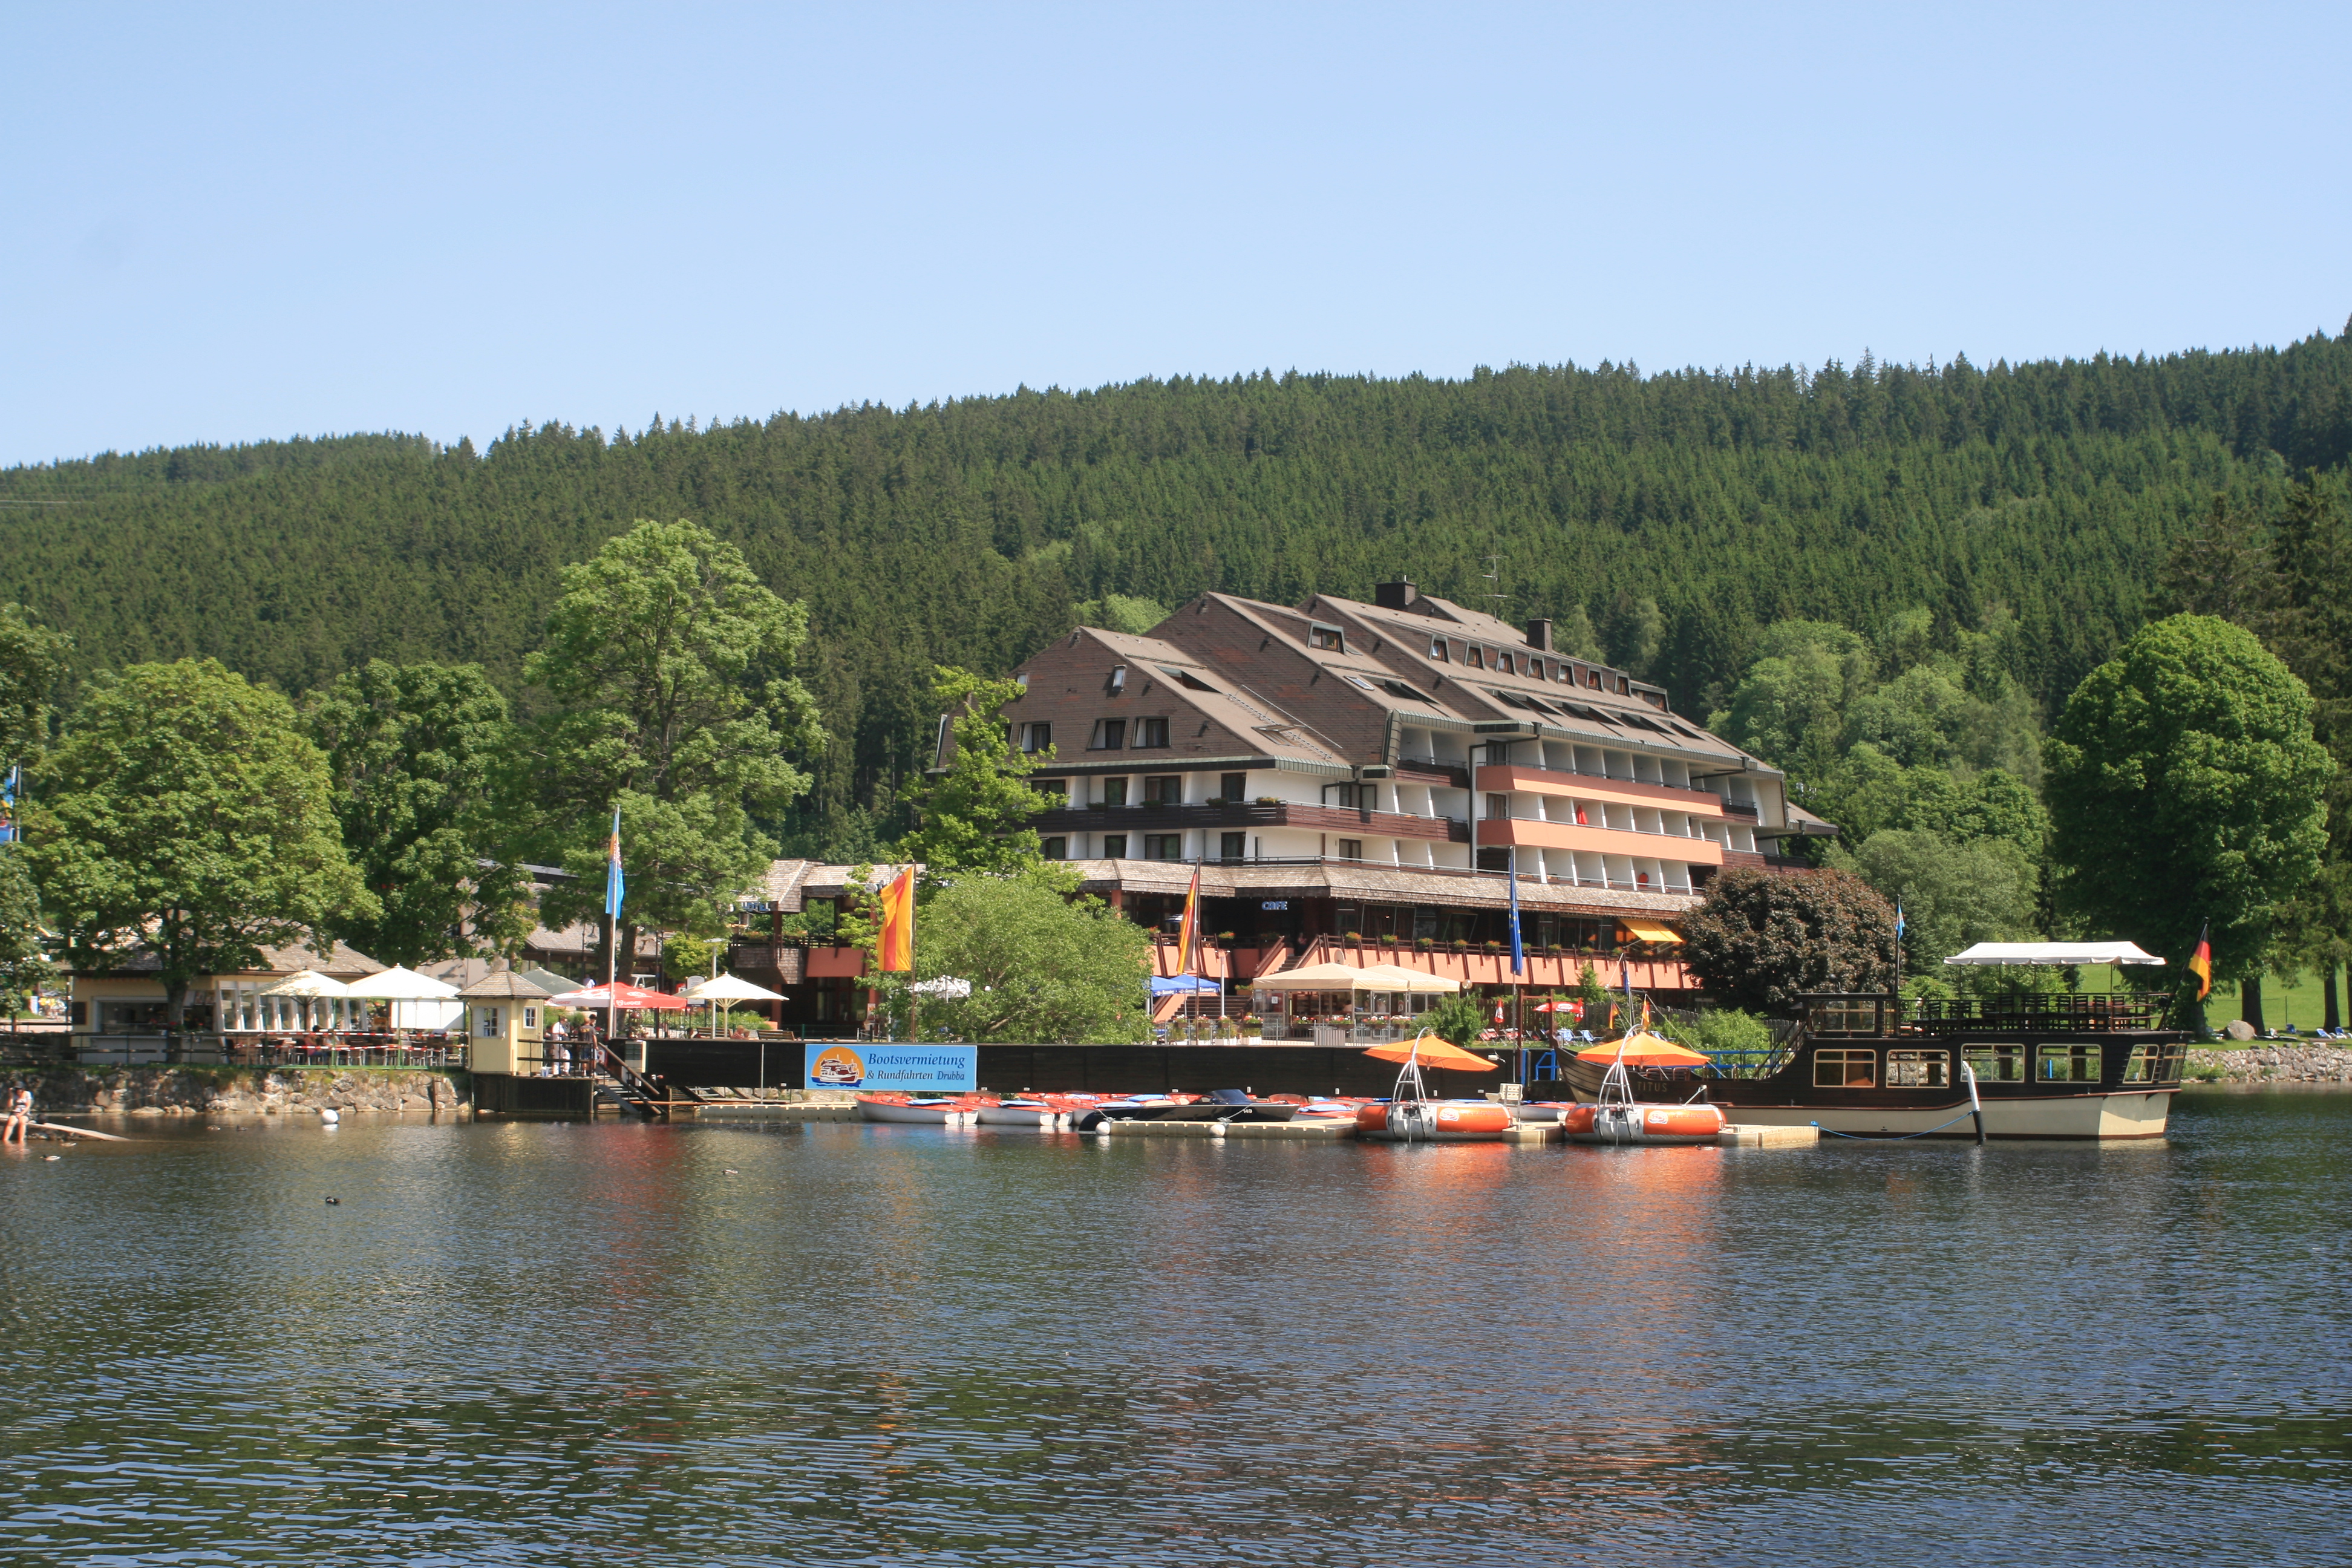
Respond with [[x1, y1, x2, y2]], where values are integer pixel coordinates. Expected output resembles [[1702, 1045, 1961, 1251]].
[[543, 982, 691, 1011]]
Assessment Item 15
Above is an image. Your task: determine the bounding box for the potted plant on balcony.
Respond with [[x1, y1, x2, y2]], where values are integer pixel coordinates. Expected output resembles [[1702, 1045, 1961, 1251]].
[[1414, 936, 1433, 952], [1240, 1013, 1263, 1038]]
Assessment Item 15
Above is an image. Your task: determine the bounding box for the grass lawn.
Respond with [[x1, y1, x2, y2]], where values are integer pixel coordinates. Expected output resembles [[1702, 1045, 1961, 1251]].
[[2073, 962, 2344, 1031]]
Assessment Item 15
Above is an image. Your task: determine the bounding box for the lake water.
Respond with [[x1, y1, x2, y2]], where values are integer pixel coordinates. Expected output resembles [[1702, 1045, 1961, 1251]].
[[2, 1091, 2347, 1566]]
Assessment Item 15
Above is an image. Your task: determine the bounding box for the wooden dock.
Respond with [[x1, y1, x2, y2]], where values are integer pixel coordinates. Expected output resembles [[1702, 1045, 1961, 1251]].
[[1717, 1123, 1820, 1148], [1093, 1117, 1359, 1140]]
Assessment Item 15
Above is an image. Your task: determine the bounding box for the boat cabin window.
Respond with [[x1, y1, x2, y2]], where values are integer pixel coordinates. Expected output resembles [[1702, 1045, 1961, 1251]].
[[2038, 1044, 2103, 1083], [1964, 1044, 2027, 1083], [1814, 1048, 1875, 1088], [1886, 1050, 1949, 1088], [1811, 999, 1880, 1034]]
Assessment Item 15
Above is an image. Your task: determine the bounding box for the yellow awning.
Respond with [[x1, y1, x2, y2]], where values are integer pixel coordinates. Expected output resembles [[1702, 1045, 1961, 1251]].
[[1619, 919, 1682, 944]]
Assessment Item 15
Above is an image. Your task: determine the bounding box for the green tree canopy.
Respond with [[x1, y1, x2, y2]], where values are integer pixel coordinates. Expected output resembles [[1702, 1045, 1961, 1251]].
[[27, 659, 373, 1024], [1680, 865, 1897, 1014], [522, 519, 825, 960], [908, 872, 1149, 1043], [1828, 828, 2038, 979], [2045, 614, 2331, 993], [897, 666, 1057, 877], [0, 847, 51, 1014], [0, 603, 70, 766], [303, 660, 529, 967]]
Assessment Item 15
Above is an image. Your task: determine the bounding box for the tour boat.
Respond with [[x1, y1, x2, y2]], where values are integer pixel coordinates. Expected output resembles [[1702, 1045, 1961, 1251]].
[[1353, 1099, 1517, 1141], [856, 1094, 975, 1126], [1710, 981, 2191, 1141]]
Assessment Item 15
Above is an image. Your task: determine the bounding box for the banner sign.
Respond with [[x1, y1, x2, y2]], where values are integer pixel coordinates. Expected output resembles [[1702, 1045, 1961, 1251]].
[[803, 1042, 978, 1092]]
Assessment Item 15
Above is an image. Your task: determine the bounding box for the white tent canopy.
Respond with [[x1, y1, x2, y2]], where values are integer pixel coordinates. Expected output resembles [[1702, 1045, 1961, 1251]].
[[682, 973, 789, 1003], [1251, 961, 1461, 994], [1943, 941, 2166, 967], [259, 970, 351, 997], [344, 965, 460, 1000]]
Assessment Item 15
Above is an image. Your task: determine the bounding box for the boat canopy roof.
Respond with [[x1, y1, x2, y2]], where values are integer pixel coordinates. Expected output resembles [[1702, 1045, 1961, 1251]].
[[1942, 941, 2165, 967]]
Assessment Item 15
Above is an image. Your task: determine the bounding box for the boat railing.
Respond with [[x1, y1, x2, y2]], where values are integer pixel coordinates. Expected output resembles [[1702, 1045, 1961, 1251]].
[[1907, 992, 2169, 1034]]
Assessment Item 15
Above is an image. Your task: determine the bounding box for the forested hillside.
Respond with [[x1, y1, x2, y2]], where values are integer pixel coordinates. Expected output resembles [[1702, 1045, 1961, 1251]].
[[3, 329, 2348, 851]]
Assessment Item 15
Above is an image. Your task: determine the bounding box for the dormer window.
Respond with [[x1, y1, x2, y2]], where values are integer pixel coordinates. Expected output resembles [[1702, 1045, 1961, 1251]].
[[1310, 626, 1345, 652], [1429, 636, 1448, 662], [1108, 665, 1128, 693], [1090, 718, 1127, 750], [1586, 668, 1602, 690], [1497, 652, 1515, 676], [1467, 647, 1485, 670]]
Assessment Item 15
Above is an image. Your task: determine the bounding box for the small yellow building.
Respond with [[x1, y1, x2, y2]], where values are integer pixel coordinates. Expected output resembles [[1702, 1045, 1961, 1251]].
[[458, 969, 556, 1076]]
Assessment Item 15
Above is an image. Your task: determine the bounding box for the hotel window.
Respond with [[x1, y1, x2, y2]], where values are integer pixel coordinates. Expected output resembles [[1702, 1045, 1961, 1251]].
[[2038, 1044, 2103, 1083], [1467, 646, 1485, 669], [1487, 793, 1510, 820], [1310, 626, 1345, 651], [1219, 832, 1247, 861], [1558, 664, 1574, 684], [1886, 1050, 1948, 1088], [1040, 836, 1068, 860], [1143, 775, 1182, 804], [1615, 675, 1631, 694], [1964, 1043, 2027, 1083], [1335, 838, 1363, 860], [1143, 833, 1184, 860], [1586, 668, 1602, 689], [1091, 717, 1126, 750], [1021, 722, 1053, 753], [1219, 772, 1247, 802], [1134, 717, 1170, 748], [1814, 1048, 1876, 1088], [1496, 653, 1515, 675], [1033, 778, 1067, 801], [1101, 777, 1129, 807], [1429, 636, 1448, 661], [1109, 664, 1127, 693], [1102, 834, 1129, 857]]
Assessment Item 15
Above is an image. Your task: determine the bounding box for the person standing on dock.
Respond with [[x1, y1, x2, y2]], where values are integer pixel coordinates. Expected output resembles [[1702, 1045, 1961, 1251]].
[[2, 1083, 31, 1145]]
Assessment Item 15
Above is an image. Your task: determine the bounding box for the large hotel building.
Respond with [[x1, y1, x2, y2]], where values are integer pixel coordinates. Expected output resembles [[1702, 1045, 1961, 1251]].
[[967, 580, 1835, 1018]]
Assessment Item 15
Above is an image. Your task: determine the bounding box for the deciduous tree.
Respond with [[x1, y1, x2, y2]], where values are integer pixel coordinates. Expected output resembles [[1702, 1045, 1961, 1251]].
[[2045, 614, 2330, 1021], [1680, 865, 1897, 1014], [908, 872, 1149, 1044], [303, 660, 529, 967], [521, 520, 825, 971], [897, 666, 1058, 877], [27, 660, 373, 1026]]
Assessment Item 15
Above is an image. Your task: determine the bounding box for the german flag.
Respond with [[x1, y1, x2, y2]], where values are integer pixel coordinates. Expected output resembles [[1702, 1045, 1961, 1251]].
[[2187, 922, 2212, 1002], [1174, 863, 1203, 976]]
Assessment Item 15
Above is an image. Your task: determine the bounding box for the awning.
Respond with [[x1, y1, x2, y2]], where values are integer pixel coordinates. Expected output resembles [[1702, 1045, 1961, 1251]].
[[1619, 919, 1682, 944], [1942, 941, 2165, 967]]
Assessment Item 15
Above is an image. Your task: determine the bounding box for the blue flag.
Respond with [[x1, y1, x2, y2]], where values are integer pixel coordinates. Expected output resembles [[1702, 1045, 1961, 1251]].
[[604, 809, 625, 920], [1895, 903, 1906, 940], [0, 765, 16, 845], [1506, 847, 1524, 976]]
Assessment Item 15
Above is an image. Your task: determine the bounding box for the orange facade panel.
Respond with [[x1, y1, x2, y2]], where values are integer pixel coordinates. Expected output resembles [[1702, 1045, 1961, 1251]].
[[1477, 765, 1725, 818], [805, 946, 870, 978], [1475, 817, 1726, 864]]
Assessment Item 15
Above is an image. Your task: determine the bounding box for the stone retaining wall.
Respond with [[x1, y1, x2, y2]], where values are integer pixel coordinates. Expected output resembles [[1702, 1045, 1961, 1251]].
[[2, 1066, 471, 1117], [2186, 1045, 2352, 1083]]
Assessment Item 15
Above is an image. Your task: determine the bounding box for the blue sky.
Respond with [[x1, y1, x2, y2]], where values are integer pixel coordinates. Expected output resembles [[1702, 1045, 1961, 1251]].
[[5, 2, 2346, 466]]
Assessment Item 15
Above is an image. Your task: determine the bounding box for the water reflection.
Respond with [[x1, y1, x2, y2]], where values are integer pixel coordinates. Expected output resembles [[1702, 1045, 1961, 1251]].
[[0, 1094, 2346, 1563]]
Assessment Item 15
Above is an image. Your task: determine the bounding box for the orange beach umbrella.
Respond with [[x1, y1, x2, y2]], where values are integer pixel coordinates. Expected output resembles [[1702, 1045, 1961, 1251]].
[[1575, 1030, 1709, 1068], [1362, 1033, 1504, 1073]]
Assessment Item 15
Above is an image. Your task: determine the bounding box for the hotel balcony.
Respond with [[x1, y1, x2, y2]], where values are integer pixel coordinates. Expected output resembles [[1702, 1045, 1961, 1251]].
[[1471, 763, 1733, 818], [1473, 814, 1725, 866], [1032, 800, 1470, 844]]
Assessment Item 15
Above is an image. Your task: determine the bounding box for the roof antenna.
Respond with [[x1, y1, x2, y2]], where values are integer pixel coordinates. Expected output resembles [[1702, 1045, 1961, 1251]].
[[1481, 555, 1511, 614]]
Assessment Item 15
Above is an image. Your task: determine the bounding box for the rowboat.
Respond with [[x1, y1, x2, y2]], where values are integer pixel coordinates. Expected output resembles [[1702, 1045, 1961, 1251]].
[[856, 1094, 974, 1126], [974, 1099, 1063, 1128]]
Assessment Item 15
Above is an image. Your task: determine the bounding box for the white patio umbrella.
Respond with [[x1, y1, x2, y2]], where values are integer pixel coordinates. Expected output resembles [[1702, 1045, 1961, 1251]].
[[259, 969, 350, 1033], [682, 972, 788, 1034], [344, 965, 463, 1031], [344, 965, 462, 998]]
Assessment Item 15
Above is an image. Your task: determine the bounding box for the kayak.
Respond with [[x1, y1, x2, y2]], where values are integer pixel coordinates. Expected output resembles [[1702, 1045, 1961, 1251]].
[[856, 1094, 974, 1126], [974, 1099, 1063, 1128]]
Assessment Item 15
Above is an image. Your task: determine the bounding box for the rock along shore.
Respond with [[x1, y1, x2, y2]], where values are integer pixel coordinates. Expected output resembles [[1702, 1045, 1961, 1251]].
[[2186, 1045, 2352, 1083], [1, 1065, 471, 1117]]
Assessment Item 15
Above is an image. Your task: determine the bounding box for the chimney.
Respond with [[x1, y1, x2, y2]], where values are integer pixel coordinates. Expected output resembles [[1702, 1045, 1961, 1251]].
[[1525, 618, 1554, 652], [1374, 580, 1418, 610]]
